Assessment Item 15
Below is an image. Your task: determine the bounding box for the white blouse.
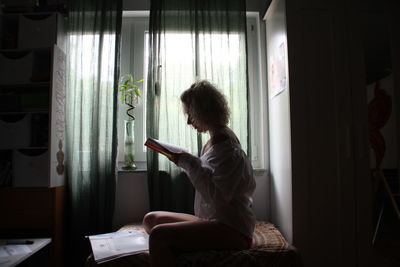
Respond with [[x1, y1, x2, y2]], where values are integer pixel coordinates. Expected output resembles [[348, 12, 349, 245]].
[[177, 139, 256, 238]]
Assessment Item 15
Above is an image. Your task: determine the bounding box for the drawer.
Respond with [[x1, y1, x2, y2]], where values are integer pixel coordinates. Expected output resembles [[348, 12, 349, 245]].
[[0, 94, 21, 112], [0, 51, 33, 84], [0, 14, 19, 49], [0, 209, 52, 229], [2, 0, 36, 8], [0, 114, 31, 149], [0, 188, 53, 228], [13, 149, 49, 187], [0, 188, 52, 210], [18, 13, 57, 49]]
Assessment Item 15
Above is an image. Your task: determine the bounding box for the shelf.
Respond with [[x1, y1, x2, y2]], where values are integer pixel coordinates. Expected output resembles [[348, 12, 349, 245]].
[[0, 149, 49, 152], [1, 11, 64, 17], [17, 147, 48, 150], [0, 82, 51, 89], [0, 186, 65, 266], [0, 110, 49, 115], [0, 47, 52, 53], [0, 11, 65, 266]]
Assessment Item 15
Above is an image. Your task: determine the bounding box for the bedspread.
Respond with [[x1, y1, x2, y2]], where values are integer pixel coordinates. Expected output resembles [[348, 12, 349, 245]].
[[86, 221, 301, 267]]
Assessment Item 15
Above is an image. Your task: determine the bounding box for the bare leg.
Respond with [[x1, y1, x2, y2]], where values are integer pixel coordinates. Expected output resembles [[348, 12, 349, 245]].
[[149, 220, 249, 267], [142, 211, 198, 234]]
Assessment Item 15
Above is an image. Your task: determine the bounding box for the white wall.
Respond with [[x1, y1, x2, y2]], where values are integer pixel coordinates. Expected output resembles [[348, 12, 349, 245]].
[[252, 170, 270, 221], [112, 171, 150, 230], [264, 0, 293, 243], [123, 0, 149, 10], [112, 170, 269, 229], [122, 0, 270, 13]]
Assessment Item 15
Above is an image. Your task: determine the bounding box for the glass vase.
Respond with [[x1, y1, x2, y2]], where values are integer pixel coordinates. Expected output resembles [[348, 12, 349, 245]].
[[123, 119, 136, 170]]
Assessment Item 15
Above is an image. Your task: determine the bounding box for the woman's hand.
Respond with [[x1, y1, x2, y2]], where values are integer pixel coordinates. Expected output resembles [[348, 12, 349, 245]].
[[169, 152, 181, 165]]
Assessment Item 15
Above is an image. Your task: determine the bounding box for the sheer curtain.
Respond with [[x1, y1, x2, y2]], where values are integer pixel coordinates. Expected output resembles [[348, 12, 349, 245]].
[[147, 0, 248, 212], [65, 0, 122, 264]]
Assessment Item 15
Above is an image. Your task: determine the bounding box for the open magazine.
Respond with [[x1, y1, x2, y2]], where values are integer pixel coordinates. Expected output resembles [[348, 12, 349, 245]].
[[144, 138, 187, 160], [87, 230, 149, 264]]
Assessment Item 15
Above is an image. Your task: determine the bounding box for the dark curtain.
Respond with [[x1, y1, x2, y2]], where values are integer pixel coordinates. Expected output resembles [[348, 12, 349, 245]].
[[65, 0, 122, 265], [147, 0, 248, 212]]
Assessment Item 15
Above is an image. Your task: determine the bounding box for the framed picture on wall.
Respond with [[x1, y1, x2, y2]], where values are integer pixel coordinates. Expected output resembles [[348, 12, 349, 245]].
[[268, 41, 288, 98]]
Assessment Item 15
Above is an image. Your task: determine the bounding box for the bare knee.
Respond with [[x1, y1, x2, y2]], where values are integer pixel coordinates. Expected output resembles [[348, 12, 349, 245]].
[[142, 211, 161, 234], [149, 225, 175, 254], [149, 225, 175, 267], [143, 211, 198, 234], [149, 224, 167, 247]]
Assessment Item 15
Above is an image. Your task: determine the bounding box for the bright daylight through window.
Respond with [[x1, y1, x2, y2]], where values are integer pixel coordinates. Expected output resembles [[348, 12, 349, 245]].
[[118, 11, 266, 169]]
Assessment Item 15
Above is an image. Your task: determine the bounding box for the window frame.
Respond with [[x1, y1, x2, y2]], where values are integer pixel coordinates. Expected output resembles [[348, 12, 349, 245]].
[[118, 12, 149, 163], [118, 11, 268, 170], [246, 12, 268, 170]]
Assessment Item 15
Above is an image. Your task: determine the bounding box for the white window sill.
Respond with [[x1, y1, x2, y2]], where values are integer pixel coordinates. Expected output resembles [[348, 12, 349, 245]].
[[117, 161, 147, 173], [117, 161, 266, 175]]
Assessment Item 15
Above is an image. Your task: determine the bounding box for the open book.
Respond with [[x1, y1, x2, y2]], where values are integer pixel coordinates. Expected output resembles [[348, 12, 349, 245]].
[[144, 138, 187, 160], [87, 230, 148, 264]]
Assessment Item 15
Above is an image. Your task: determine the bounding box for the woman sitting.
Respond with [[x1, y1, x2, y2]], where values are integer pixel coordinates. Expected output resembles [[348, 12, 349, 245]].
[[142, 80, 256, 267]]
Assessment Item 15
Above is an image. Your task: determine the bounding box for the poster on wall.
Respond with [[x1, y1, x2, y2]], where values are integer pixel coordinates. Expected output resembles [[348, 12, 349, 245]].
[[268, 41, 288, 98]]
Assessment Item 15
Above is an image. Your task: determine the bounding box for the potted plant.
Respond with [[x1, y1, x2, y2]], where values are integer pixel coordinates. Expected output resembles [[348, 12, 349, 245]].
[[118, 74, 143, 170]]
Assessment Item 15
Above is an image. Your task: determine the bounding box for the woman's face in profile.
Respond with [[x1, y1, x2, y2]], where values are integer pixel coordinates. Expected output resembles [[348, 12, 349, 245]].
[[184, 104, 208, 133]]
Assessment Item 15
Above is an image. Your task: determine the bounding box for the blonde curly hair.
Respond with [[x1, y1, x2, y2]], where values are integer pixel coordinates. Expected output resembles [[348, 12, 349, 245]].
[[180, 80, 230, 128]]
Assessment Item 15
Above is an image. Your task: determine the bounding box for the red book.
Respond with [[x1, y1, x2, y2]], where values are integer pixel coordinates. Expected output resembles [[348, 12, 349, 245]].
[[144, 138, 186, 160]]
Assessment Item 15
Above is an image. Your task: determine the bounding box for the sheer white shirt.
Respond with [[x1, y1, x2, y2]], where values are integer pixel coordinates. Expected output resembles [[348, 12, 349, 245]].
[[177, 138, 256, 238]]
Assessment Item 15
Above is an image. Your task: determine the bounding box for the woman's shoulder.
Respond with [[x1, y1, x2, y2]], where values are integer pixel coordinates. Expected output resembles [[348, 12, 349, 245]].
[[207, 136, 243, 161], [211, 127, 240, 146]]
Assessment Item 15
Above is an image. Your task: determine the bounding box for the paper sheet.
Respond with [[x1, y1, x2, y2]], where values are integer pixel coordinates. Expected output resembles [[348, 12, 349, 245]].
[[0, 245, 32, 257], [88, 230, 148, 263]]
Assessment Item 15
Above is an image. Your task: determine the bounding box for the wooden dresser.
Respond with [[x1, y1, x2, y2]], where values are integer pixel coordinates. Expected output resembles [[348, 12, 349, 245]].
[[0, 186, 65, 266]]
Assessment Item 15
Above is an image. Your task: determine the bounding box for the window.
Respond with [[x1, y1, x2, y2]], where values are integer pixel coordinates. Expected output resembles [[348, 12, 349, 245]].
[[246, 13, 268, 169], [68, 33, 117, 170], [119, 11, 267, 169], [118, 12, 148, 163]]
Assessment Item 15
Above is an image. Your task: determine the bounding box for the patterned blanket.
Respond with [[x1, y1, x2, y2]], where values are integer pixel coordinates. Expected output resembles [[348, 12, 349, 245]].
[[86, 221, 301, 267]]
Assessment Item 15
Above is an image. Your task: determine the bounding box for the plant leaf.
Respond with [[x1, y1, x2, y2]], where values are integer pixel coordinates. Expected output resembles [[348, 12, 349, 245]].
[[135, 88, 141, 97]]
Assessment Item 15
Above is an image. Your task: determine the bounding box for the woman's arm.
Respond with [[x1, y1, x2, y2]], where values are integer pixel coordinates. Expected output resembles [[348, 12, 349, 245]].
[[176, 151, 245, 203]]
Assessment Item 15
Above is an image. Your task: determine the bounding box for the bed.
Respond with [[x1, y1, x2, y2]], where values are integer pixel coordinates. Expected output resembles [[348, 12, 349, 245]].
[[86, 221, 301, 267]]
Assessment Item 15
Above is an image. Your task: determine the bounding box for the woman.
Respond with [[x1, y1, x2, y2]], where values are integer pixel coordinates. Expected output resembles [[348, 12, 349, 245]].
[[143, 80, 256, 267]]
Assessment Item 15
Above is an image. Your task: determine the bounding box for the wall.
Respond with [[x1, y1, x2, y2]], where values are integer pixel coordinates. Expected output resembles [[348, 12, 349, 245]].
[[115, 0, 272, 228], [113, 171, 150, 230], [280, 0, 372, 266], [123, 0, 149, 10], [247, 0, 271, 13], [113, 170, 270, 229], [123, 0, 270, 13], [390, 2, 400, 171], [252, 170, 270, 221], [264, 0, 293, 243]]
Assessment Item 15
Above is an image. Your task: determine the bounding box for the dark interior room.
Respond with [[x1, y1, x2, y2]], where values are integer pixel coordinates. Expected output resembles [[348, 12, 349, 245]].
[[0, 0, 399, 266]]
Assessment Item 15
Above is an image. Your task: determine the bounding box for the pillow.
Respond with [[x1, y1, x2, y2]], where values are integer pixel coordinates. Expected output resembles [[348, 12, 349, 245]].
[[252, 221, 289, 250]]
